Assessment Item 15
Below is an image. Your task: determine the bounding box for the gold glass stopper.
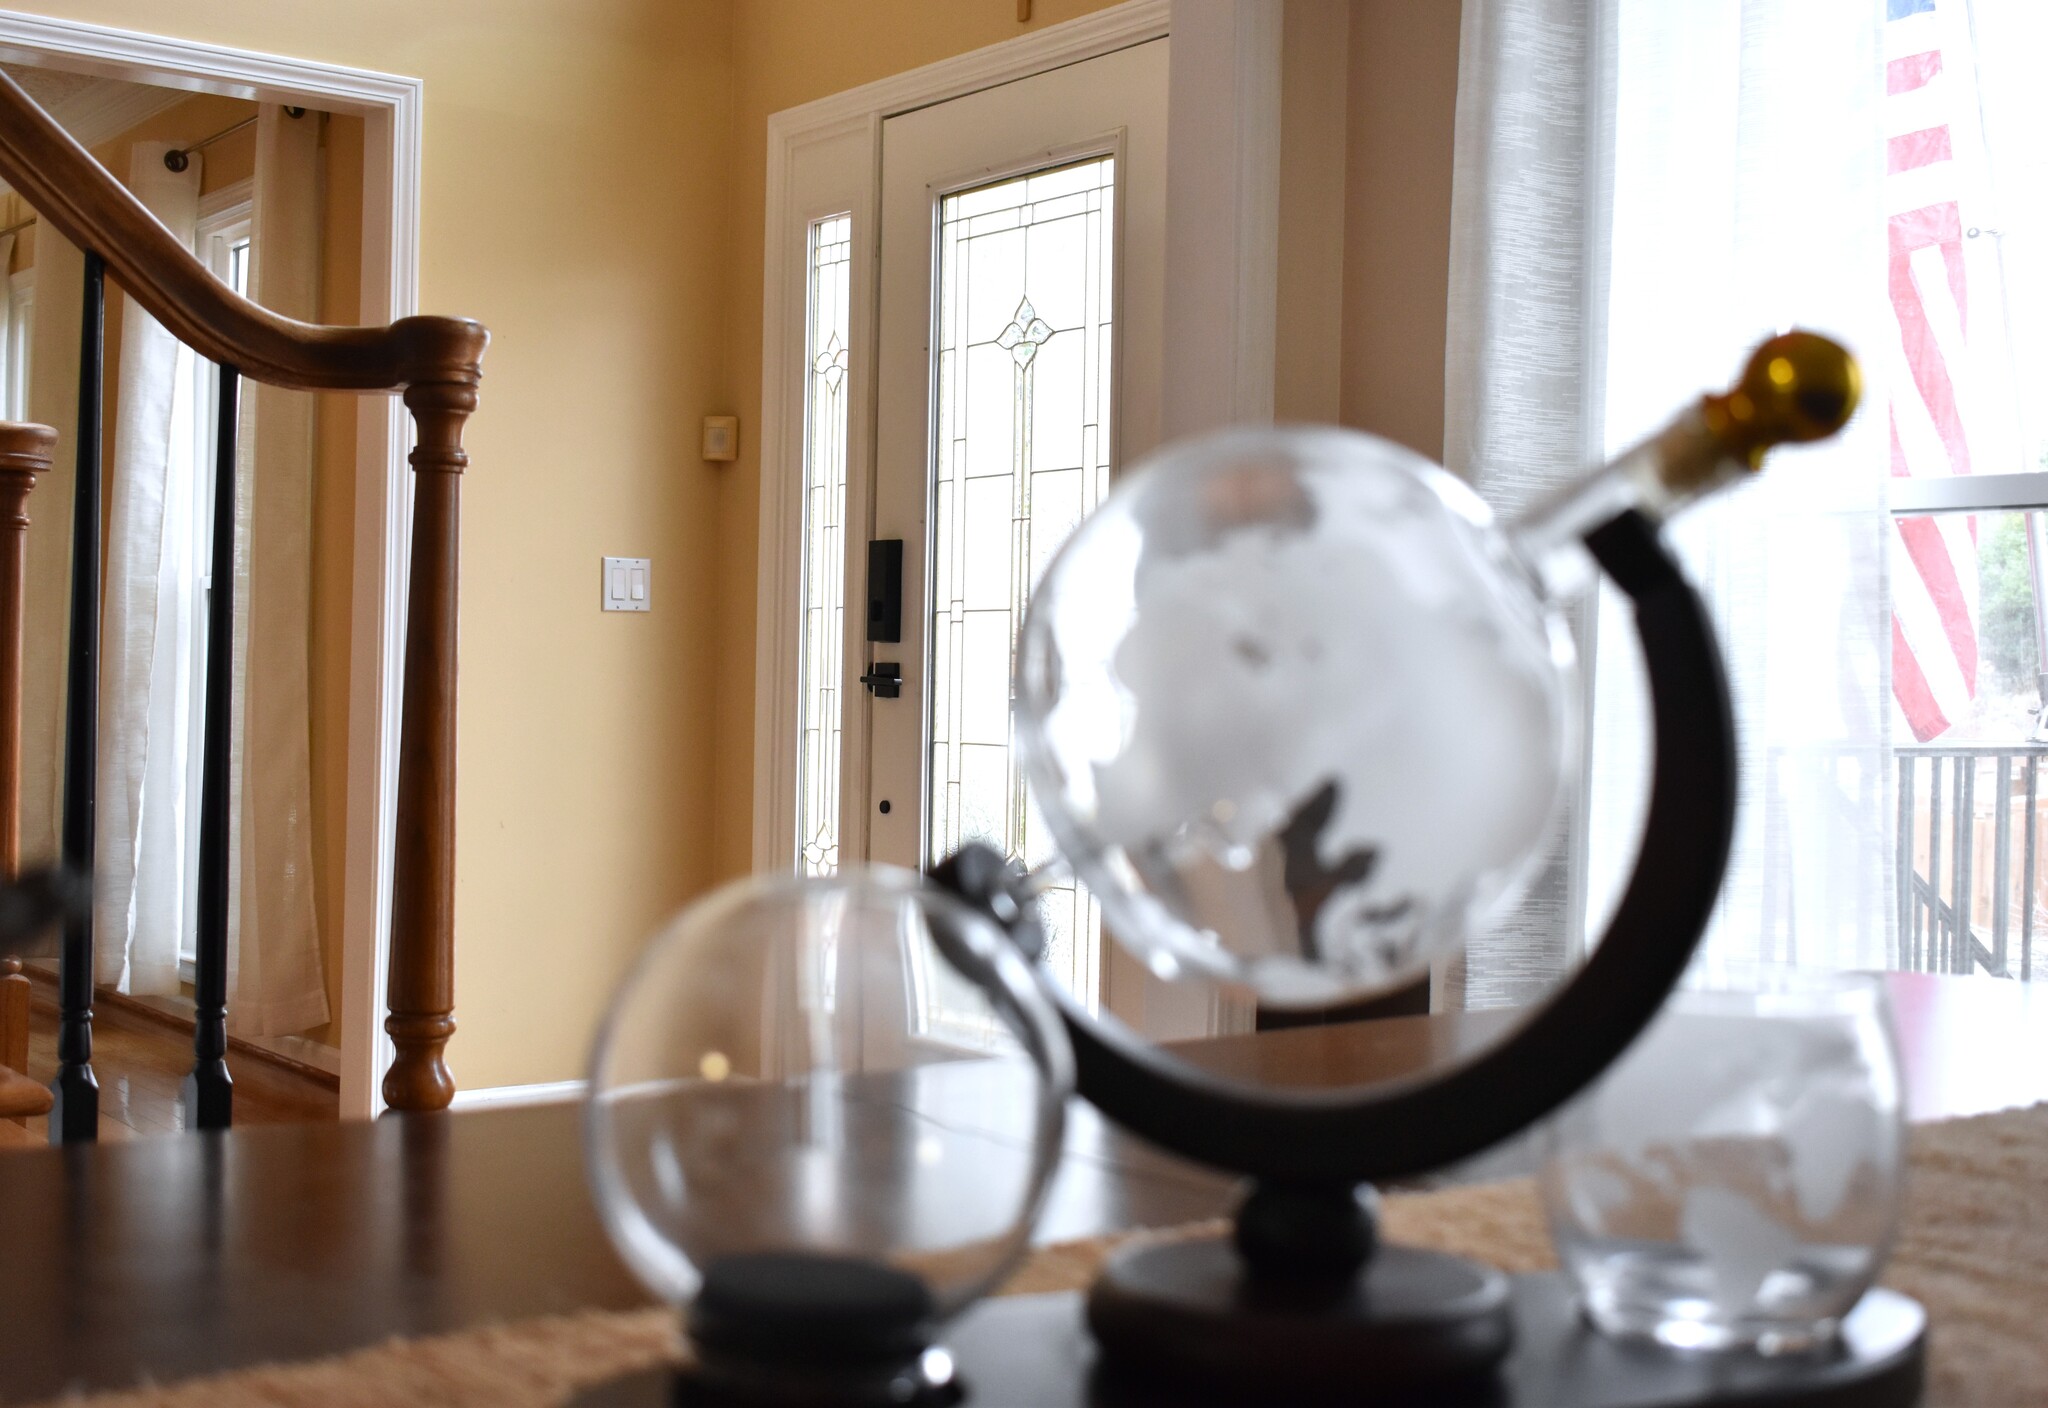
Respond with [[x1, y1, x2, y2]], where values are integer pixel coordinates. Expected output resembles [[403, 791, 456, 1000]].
[[1701, 330, 1862, 470]]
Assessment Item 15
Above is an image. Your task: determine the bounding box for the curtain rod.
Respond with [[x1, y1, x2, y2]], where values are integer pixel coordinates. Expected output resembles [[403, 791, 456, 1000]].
[[165, 105, 305, 173], [0, 105, 315, 230]]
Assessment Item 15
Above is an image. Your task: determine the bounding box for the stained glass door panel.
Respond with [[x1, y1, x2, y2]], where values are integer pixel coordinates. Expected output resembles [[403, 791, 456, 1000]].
[[925, 160, 1113, 1007], [795, 216, 853, 876]]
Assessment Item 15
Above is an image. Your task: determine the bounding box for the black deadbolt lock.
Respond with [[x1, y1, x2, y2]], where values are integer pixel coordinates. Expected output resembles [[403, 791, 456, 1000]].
[[866, 540, 904, 643]]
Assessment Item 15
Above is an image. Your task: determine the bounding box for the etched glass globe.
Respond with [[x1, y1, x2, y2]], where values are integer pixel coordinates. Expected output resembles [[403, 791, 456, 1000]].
[[1541, 971, 1904, 1352], [585, 868, 1072, 1372], [1015, 426, 1577, 1007]]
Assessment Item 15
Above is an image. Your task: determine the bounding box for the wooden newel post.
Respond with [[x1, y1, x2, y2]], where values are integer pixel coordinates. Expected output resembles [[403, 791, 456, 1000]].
[[0, 422, 53, 882], [383, 378, 475, 1113]]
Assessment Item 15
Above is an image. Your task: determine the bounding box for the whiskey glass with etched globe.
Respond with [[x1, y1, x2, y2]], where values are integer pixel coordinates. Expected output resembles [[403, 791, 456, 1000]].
[[1540, 970, 1905, 1353]]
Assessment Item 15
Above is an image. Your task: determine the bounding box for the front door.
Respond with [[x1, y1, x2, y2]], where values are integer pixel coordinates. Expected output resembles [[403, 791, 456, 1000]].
[[863, 40, 1167, 1018]]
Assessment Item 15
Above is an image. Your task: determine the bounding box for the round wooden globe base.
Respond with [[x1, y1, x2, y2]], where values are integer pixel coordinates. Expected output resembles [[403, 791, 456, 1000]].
[[1089, 1180, 1509, 1395]]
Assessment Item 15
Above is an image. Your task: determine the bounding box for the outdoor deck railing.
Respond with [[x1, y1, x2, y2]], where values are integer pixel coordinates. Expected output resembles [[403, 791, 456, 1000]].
[[1896, 743, 2045, 981]]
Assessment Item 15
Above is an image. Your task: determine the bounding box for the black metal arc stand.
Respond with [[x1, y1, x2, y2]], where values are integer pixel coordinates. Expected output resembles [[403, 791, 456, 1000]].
[[929, 510, 1924, 1406]]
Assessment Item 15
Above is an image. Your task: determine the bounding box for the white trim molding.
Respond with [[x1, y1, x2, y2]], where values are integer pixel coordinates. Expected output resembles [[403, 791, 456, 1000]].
[[449, 1079, 587, 1111], [196, 174, 253, 224], [0, 8, 421, 1119], [751, 0, 1171, 876], [1163, 0, 1282, 436], [761, 1, 1170, 143], [1889, 472, 2048, 515]]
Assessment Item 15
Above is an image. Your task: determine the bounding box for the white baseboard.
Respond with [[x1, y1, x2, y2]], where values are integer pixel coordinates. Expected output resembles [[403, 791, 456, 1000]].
[[448, 1078, 587, 1110], [258, 1031, 343, 1077]]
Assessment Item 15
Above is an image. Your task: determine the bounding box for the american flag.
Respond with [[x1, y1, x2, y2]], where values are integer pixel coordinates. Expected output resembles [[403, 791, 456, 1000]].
[[1888, 0, 1983, 741]]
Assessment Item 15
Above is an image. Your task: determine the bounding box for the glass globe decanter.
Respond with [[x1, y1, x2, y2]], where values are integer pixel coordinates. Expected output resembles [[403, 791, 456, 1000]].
[[585, 868, 1073, 1407], [920, 332, 1910, 1406], [1016, 332, 1855, 1009]]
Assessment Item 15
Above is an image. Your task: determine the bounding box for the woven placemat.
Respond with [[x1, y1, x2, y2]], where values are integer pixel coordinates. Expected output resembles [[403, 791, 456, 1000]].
[[37, 1104, 2047, 1407]]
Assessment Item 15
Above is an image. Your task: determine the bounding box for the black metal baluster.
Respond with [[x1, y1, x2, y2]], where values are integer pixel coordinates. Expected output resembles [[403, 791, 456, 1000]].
[[1993, 755, 2012, 977], [2024, 756, 2037, 984], [50, 251, 105, 1143], [182, 364, 238, 1131], [1896, 754, 1913, 972], [1926, 756, 1943, 974], [1956, 758, 1974, 974]]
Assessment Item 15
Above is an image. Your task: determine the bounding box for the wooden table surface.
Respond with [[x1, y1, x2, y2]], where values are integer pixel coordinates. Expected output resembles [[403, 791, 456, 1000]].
[[0, 972, 2037, 1401]]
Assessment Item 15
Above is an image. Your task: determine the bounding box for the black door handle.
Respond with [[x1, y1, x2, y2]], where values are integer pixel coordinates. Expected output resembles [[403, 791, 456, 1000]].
[[859, 662, 902, 699]]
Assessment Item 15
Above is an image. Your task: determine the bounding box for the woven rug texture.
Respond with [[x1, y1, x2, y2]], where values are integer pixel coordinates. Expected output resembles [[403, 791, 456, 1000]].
[[28, 1103, 2047, 1407]]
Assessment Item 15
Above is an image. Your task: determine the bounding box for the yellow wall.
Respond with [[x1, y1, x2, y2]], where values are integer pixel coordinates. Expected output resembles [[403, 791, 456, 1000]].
[[0, 0, 1460, 1093], [8, 0, 740, 1090], [1338, 0, 1462, 461]]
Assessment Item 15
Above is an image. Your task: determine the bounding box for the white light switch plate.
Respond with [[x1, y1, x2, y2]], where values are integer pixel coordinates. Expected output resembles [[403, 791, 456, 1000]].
[[602, 556, 651, 612]]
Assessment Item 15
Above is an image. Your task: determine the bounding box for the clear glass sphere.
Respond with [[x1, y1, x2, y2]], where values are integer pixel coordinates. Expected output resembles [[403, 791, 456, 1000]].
[[585, 867, 1072, 1326], [1016, 426, 1576, 1006], [1541, 971, 1904, 1353]]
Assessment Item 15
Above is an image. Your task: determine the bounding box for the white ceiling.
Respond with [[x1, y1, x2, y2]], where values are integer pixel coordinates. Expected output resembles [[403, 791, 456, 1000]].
[[0, 63, 184, 149]]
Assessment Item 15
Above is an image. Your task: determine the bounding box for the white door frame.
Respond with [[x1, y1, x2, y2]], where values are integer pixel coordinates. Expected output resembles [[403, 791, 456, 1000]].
[[0, 8, 423, 1118], [753, 0, 1285, 876]]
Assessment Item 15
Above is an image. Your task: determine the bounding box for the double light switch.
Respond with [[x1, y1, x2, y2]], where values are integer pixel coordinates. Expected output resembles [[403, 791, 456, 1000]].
[[603, 556, 651, 612]]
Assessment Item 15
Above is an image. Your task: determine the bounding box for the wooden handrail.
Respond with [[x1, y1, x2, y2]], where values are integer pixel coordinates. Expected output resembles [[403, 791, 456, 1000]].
[[0, 74, 488, 1115], [0, 422, 51, 886], [0, 71, 485, 393]]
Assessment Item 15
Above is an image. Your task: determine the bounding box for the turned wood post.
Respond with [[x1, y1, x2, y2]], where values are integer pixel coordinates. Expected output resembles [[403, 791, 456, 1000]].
[[0, 421, 53, 881], [382, 378, 475, 1113]]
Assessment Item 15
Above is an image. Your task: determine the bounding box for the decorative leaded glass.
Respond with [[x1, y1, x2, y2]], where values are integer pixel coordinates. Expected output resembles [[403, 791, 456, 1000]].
[[929, 158, 1115, 1008], [796, 216, 852, 877]]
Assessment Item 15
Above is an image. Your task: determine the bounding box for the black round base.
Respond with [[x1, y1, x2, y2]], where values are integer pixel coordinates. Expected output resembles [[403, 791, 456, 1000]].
[[570, 1354, 961, 1408], [570, 1277, 1924, 1407], [1089, 1234, 1512, 1398]]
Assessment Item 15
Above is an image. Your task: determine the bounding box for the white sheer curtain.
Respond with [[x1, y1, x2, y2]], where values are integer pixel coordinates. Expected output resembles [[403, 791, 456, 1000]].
[[94, 141, 202, 995], [1442, 0, 1608, 1008], [1448, 0, 1896, 997], [90, 108, 331, 1032], [0, 232, 16, 418], [230, 103, 330, 1035]]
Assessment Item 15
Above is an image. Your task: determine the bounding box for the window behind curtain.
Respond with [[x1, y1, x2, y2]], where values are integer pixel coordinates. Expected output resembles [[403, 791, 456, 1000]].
[[3, 269, 31, 420], [1581, 0, 2048, 985], [176, 200, 250, 972]]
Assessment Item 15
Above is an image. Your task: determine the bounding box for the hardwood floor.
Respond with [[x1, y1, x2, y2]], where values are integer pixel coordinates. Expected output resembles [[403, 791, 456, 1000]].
[[0, 971, 337, 1147]]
